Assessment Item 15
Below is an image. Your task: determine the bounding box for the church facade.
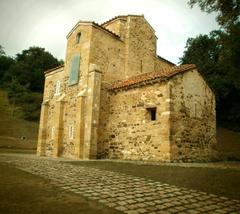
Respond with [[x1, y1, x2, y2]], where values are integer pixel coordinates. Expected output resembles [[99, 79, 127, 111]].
[[37, 15, 217, 162]]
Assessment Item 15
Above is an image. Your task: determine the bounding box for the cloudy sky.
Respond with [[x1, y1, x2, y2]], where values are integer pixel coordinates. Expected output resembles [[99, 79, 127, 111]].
[[0, 0, 219, 64]]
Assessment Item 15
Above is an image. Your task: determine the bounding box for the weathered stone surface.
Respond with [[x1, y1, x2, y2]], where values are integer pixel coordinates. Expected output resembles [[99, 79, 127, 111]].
[[37, 15, 216, 162]]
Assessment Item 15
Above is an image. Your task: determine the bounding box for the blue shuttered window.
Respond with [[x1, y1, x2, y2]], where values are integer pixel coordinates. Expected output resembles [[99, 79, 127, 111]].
[[69, 54, 80, 86]]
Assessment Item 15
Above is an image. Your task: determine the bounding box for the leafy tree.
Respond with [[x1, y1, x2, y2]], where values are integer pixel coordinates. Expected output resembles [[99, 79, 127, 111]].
[[4, 61, 31, 88], [20, 92, 43, 121], [7, 77, 28, 116], [0, 45, 5, 55], [0, 45, 15, 86], [180, 29, 240, 130], [188, 0, 240, 27], [1, 46, 62, 121], [185, 0, 240, 130], [0, 55, 14, 86], [11, 46, 61, 92]]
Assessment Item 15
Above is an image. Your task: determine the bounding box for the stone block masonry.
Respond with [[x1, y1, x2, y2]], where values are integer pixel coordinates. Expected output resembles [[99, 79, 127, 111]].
[[37, 15, 216, 161]]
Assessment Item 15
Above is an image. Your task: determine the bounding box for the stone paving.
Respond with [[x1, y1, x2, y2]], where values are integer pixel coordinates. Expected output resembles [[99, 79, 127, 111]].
[[0, 154, 240, 214]]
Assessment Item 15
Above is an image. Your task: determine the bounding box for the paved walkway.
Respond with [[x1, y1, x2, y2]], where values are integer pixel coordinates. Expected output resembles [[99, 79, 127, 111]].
[[0, 154, 240, 214]]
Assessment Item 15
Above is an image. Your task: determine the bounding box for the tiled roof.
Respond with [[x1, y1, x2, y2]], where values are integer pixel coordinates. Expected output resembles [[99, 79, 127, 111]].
[[44, 64, 64, 74], [109, 64, 196, 90]]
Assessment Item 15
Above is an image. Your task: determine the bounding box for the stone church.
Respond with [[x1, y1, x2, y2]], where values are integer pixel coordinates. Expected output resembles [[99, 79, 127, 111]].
[[37, 15, 216, 162]]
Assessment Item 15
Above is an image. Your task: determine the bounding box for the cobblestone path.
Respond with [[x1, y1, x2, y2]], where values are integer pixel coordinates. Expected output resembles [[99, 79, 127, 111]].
[[0, 154, 240, 214]]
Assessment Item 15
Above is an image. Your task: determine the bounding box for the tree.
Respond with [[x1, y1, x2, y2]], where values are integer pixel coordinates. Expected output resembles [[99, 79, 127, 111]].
[[7, 77, 28, 116], [0, 45, 5, 55], [0, 55, 14, 86], [0, 45, 15, 86], [188, 0, 240, 27], [186, 0, 240, 130], [12, 46, 62, 92], [180, 30, 240, 131], [1, 46, 62, 121]]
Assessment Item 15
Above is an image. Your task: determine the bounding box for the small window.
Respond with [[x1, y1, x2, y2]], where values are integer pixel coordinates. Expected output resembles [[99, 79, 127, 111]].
[[51, 127, 55, 140], [55, 80, 61, 96], [194, 102, 197, 117], [147, 107, 157, 121], [76, 32, 81, 44], [69, 125, 74, 140]]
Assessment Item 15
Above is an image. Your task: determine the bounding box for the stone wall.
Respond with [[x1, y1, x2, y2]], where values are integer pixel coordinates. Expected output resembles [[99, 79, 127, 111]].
[[155, 57, 174, 70], [59, 23, 93, 158], [38, 67, 64, 157], [38, 15, 216, 162], [169, 69, 217, 162], [98, 82, 172, 161], [102, 17, 127, 39], [125, 16, 156, 78], [89, 25, 125, 82]]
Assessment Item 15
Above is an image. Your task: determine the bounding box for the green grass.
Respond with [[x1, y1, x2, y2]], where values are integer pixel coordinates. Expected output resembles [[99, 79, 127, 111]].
[[0, 162, 121, 214], [0, 148, 36, 154], [0, 90, 38, 150], [68, 160, 240, 200]]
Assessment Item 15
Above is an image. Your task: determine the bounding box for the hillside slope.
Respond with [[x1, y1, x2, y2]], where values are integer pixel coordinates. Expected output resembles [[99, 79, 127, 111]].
[[0, 90, 38, 149]]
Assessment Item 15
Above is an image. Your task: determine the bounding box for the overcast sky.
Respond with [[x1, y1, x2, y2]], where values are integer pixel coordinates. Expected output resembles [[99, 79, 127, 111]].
[[0, 0, 219, 64]]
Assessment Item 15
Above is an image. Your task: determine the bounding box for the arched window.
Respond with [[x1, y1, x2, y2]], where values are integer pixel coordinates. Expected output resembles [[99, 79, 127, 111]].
[[55, 80, 61, 96], [76, 32, 81, 44]]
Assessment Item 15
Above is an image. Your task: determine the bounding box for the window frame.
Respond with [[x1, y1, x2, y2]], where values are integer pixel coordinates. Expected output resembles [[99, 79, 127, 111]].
[[146, 107, 157, 121], [51, 126, 55, 140], [69, 125, 74, 140], [55, 80, 61, 96], [76, 32, 81, 44]]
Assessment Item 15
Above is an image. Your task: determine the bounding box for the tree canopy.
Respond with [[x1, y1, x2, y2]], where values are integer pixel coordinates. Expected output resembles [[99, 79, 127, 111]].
[[0, 46, 62, 120], [4, 46, 61, 92], [188, 0, 240, 28], [182, 1, 240, 130]]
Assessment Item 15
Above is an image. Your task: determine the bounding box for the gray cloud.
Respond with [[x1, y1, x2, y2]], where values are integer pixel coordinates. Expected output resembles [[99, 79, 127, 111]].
[[0, 0, 219, 64]]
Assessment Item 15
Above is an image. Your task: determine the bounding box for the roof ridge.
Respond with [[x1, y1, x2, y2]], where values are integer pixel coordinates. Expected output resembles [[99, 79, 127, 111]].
[[66, 21, 121, 39], [92, 22, 121, 38], [157, 55, 175, 66], [44, 64, 64, 74], [101, 14, 144, 26], [109, 64, 196, 90]]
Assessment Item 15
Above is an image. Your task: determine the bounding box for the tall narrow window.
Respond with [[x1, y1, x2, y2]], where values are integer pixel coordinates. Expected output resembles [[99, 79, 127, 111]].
[[76, 32, 81, 44], [69, 54, 80, 86], [194, 102, 197, 117], [147, 107, 157, 121], [51, 127, 55, 140], [55, 80, 61, 96], [69, 125, 74, 140]]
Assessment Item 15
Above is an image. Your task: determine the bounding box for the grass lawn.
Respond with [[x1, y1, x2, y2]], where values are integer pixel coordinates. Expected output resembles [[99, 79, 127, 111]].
[[68, 161, 240, 200], [0, 148, 36, 154], [0, 162, 121, 214]]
